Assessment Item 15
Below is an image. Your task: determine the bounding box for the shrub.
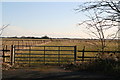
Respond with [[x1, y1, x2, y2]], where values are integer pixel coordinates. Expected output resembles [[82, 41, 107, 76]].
[[77, 58, 120, 77]]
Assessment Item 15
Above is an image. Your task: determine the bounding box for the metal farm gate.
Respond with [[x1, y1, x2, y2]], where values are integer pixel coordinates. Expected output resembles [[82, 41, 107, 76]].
[[13, 45, 77, 66]]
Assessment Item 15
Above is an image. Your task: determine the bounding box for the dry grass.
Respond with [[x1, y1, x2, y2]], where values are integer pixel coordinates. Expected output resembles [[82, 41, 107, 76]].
[[2, 38, 119, 66]]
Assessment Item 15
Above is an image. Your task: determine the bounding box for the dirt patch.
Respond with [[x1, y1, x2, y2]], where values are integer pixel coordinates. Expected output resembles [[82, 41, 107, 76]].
[[2, 66, 114, 80]]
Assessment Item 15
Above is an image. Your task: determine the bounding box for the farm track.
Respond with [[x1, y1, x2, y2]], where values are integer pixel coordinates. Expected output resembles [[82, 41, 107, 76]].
[[2, 66, 114, 80], [17, 41, 52, 49], [36, 41, 51, 46]]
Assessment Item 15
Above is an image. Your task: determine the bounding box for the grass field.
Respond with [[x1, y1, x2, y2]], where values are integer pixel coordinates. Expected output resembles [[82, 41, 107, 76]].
[[2, 38, 119, 50], [2, 38, 119, 66]]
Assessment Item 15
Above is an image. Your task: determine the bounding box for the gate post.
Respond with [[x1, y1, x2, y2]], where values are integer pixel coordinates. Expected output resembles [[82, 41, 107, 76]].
[[44, 46, 46, 65], [11, 45, 15, 65], [3, 48, 5, 62], [58, 46, 60, 65], [82, 46, 85, 62], [74, 46, 77, 64]]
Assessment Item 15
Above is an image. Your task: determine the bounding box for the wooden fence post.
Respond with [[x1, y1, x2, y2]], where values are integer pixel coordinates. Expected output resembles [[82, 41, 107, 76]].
[[74, 46, 77, 64], [82, 46, 85, 62], [18, 41, 19, 50], [3, 48, 5, 62], [44, 46, 46, 65], [58, 47, 60, 65], [29, 46, 31, 67], [11, 45, 15, 65]]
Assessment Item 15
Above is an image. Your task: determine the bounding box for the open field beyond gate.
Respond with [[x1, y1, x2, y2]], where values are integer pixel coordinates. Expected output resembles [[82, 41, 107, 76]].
[[1, 38, 120, 66]]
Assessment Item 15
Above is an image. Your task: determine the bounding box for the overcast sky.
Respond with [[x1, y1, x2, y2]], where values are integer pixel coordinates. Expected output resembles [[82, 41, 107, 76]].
[[1, 0, 118, 38]]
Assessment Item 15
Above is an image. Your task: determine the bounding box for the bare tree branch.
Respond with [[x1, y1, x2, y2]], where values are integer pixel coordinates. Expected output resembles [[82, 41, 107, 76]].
[[0, 24, 9, 36], [76, 0, 120, 53]]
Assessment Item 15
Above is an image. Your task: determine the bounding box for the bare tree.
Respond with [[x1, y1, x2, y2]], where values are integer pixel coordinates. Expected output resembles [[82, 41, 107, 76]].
[[77, 0, 120, 22], [76, 0, 120, 54]]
